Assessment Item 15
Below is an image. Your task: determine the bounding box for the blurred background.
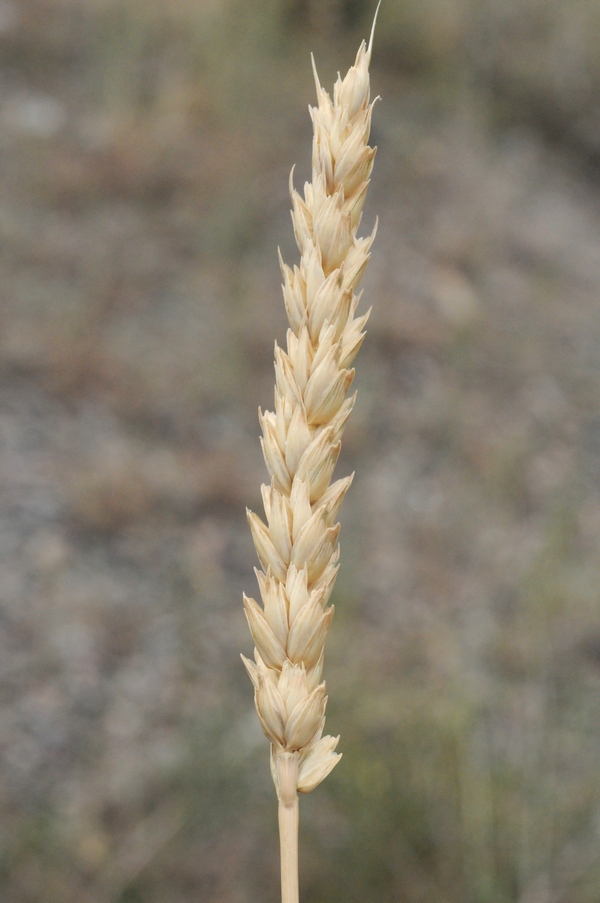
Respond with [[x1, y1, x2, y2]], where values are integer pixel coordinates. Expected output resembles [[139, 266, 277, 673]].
[[1, 0, 600, 901]]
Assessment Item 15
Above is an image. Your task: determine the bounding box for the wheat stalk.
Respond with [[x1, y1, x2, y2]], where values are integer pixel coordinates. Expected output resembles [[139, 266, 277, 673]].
[[242, 13, 379, 902]]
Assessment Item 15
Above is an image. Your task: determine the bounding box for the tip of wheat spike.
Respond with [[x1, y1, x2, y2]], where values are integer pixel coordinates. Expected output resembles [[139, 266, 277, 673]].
[[310, 52, 322, 98], [367, 0, 382, 63]]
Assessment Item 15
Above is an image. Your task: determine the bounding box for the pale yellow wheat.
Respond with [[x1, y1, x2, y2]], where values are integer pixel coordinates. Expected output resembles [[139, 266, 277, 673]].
[[242, 18, 378, 903]]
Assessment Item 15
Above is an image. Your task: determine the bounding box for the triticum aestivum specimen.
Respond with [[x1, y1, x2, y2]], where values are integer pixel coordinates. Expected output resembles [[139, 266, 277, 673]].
[[242, 17, 379, 903]]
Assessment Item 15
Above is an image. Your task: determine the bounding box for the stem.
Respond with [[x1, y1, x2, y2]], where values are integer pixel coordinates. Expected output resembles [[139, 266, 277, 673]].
[[279, 797, 299, 903], [277, 752, 300, 903]]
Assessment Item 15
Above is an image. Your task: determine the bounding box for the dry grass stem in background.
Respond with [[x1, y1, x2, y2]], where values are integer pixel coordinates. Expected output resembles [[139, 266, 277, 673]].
[[242, 13, 379, 903]]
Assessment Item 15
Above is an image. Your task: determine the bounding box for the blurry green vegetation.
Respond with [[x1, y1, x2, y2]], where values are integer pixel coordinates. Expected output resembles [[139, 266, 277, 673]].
[[2, 0, 600, 902]]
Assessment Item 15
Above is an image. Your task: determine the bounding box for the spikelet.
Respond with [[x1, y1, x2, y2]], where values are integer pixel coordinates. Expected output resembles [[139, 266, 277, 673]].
[[243, 26, 378, 806]]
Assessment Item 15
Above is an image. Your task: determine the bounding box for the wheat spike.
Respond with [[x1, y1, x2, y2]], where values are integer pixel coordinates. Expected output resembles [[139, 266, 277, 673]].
[[243, 16, 379, 902]]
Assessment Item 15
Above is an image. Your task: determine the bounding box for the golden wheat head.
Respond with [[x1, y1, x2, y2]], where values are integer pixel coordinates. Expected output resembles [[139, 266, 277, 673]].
[[241, 14, 379, 900]]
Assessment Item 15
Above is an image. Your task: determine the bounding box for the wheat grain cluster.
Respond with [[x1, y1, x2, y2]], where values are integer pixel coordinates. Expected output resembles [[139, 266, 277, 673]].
[[242, 28, 377, 894]]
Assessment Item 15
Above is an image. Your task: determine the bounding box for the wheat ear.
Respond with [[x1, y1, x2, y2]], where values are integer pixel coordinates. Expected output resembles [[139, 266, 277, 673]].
[[242, 18, 378, 903]]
